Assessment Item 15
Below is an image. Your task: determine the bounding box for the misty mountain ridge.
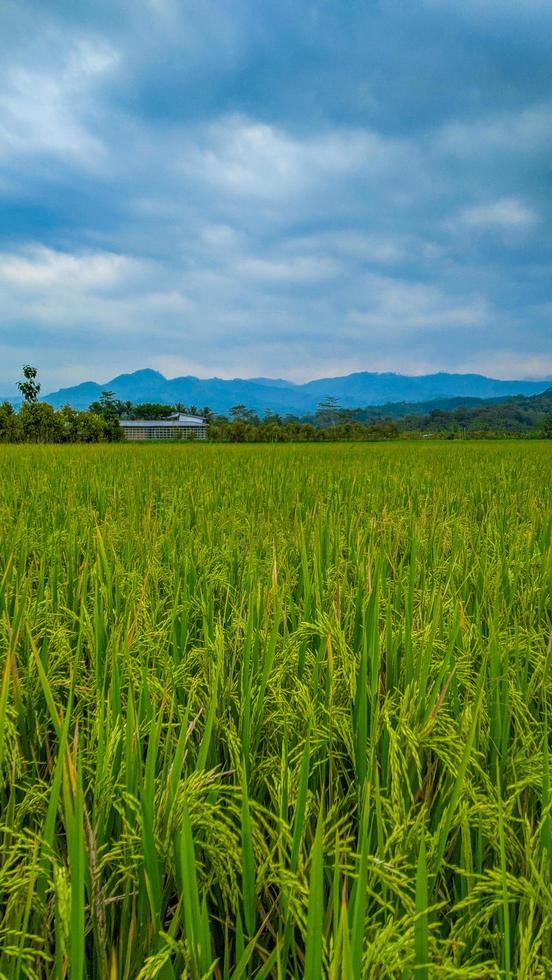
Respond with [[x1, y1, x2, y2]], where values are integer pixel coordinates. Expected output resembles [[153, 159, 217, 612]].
[[5, 368, 551, 415]]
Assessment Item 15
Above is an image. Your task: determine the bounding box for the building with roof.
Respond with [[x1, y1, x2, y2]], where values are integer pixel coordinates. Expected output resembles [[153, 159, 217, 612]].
[[119, 413, 208, 441]]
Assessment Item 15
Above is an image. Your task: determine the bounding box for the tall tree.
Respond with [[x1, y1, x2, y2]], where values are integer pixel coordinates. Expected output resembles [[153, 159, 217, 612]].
[[88, 391, 124, 440], [17, 364, 41, 403], [316, 396, 342, 428], [230, 404, 259, 424], [89, 391, 122, 420], [230, 404, 247, 420]]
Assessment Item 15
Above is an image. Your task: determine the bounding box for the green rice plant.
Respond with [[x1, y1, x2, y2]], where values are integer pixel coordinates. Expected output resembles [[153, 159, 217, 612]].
[[0, 440, 550, 976]]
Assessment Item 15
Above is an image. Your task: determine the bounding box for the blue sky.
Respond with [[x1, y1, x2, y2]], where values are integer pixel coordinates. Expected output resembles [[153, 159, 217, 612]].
[[1, 0, 551, 393]]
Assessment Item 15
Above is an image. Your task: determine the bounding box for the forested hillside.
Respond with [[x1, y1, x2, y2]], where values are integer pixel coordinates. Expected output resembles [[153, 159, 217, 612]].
[[394, 386, 552, 433]]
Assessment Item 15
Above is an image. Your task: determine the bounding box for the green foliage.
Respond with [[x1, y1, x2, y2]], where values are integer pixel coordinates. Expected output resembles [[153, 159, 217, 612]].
[[18, 401, 65, 443], [323, 386, 552, 435], [130, 402, 178, 420], [0, 401, 21, 442], [315, 396, 342, 428], [208, 416, 399, 442], [17, 364, 41, 403], [0, 402, 121, 443], [396, 386, 552, 435], [59, 406, 114, 443], [230, 404, 260, 424], [88, 390, 120, 421], [0, 441, 551, 977], [87, 392, 125, 441]]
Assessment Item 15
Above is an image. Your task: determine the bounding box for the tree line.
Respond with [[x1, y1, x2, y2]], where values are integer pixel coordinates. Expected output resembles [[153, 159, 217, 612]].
[[0, 367, 122, 443], [1, 366, 551, 442]]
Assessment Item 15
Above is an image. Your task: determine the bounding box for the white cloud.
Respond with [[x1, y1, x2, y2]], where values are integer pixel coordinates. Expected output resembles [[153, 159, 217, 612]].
[[236, 254, 340, 284], [460, 197, 539, 230], [349, 274, 488, 333], [0, 35, 119, 166], [200, 224, 244, 250], [282, 231, 443, 266], [177, 115, 401, 202], [0, 246, 143, 291], [452, 351, 552, 380], [435, 103, 552, 160], [0, 245, 194, 342]]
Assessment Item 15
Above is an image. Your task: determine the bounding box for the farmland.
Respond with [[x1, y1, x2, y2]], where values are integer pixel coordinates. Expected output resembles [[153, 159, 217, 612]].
[[0, 441, 551, 978]]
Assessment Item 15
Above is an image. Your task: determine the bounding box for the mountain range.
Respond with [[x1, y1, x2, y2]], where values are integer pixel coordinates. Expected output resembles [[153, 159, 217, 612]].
[[5, 368, 551, 416]]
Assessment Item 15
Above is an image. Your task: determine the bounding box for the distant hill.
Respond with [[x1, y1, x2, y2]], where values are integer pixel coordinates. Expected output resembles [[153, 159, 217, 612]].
[[336, 393, 519, 421], [33, 368, 551, 415], [395, 386, 552, 433]]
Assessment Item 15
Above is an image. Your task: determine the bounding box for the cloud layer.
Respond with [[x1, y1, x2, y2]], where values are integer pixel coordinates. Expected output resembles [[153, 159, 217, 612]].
[[1, 0, 551, 392]]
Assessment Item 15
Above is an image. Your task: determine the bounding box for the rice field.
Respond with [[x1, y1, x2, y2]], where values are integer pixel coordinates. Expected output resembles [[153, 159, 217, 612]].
[[0, 441, 551, 978]]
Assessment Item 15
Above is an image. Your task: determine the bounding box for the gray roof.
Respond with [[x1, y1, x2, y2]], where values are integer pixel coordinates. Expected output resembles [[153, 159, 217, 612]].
[[120, 416, 206, 428], [167, 413, 206, 422]]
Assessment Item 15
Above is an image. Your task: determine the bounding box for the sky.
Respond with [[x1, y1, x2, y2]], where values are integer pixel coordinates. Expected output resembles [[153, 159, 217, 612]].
[[1, 0, 552, 394]]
